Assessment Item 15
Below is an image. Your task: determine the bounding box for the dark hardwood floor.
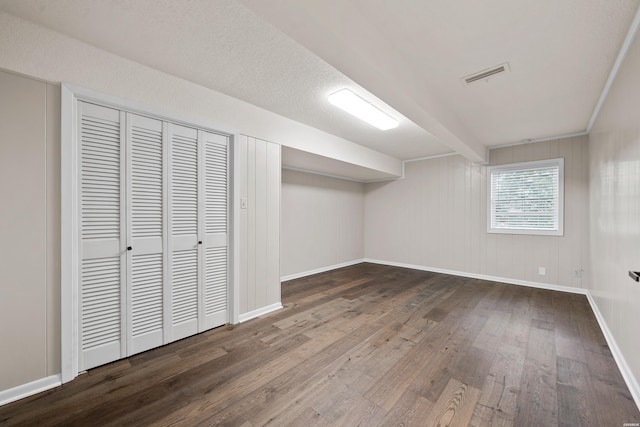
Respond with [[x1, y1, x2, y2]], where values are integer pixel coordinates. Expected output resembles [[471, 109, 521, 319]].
[[1, 263, 638, 426]]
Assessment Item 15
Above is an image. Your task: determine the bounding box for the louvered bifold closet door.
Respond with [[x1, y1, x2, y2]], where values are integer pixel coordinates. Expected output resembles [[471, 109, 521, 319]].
[[79, 102, 126, 370], [168, 124, 200, 341], [126, 113, 166, 355], [201, 132, 229, 330], [77, 101, 230, 369]]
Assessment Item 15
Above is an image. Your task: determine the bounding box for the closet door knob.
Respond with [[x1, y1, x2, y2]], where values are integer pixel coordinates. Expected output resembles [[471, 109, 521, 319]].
[[198, 241, 202, 245], [127, 246, 132, 251]]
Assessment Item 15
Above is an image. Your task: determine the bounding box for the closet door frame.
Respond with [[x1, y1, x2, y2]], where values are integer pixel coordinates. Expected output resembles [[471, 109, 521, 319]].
[[61, 83, 240, 383]]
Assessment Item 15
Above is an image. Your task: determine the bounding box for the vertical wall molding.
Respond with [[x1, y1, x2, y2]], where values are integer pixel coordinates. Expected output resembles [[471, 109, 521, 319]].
[[237, 135, 282, 319], [587, 16, 640, 410], [364, 135, 589, 290]]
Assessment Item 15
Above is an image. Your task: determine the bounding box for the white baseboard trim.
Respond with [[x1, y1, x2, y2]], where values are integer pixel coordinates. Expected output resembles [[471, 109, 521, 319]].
[[0, 374, 61, 407], [363, 258, 587, 295], [4, 263, 636, 413], [280, 258, 365, 282], [238, 302, 283, 323], [585, 292, 640, 410]]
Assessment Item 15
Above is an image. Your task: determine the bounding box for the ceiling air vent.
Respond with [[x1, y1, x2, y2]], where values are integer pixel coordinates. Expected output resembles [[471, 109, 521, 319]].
[[462, 63, 510, 86]]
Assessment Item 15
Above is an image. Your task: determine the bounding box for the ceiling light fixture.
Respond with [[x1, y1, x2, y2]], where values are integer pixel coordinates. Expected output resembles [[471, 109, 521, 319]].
[[328, 89, 398, 130]]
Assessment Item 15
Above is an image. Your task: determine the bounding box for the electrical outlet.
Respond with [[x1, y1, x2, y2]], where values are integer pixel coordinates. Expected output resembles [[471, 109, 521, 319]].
[[538, 267, 546, 276]]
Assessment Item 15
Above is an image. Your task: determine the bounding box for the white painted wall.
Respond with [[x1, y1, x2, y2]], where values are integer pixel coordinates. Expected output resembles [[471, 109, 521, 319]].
[[0, 68, 283, 401], [237, 136, 281, 317], [0, 10, 289, 399], [0, 11, 402, 179], [281, 169, 364, 279], [365, 136, 589, 288], [0, 9, 389, 400], [5, 3, 638, 408], [589, 24, 640, 392], [0, 71, 60, 392]]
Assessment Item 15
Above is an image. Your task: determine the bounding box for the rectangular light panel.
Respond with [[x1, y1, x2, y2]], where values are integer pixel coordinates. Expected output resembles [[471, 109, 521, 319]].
[[328, 89, 398, 130]]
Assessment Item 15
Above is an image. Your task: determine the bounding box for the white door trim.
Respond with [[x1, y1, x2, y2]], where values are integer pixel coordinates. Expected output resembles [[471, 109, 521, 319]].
[[61, 83, 239, 384]]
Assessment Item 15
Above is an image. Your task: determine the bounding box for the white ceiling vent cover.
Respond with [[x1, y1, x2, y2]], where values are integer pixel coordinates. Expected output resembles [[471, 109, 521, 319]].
[[462, 63, 510, 85]]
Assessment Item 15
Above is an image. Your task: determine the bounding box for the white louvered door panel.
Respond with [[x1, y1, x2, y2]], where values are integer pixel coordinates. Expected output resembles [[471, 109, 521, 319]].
[[126, 113, 166, 355], [77, 100, 231, 370], [202, 132, 229, 329], [168, 124, 200, 340], [79, 102, 125, 370]]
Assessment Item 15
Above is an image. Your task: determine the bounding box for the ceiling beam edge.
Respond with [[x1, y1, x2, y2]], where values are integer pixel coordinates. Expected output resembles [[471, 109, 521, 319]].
[[587, 4, 640, 132], [240, 0, 487, 164]]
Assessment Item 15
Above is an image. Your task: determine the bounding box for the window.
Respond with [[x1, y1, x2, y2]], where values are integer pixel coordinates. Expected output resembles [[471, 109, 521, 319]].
[[487, 158, 564, 236]]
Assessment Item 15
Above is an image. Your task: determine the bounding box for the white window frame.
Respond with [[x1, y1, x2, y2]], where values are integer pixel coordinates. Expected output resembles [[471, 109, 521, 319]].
[[61, 83, 241, 384], [487, 158, 564, 236]]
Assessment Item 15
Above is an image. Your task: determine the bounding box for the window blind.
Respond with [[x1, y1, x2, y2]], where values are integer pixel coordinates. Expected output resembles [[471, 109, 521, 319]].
[[488, 158, 563, 235]]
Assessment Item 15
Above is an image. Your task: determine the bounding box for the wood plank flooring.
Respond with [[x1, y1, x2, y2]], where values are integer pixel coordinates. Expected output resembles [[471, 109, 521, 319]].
[[1, 263, 638, 426]]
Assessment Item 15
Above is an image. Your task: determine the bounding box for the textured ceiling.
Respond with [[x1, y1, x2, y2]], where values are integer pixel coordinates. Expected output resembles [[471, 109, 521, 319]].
[[352, 0, 639, 144], [0, 0, 447, 160], [0, 0, 638, 164], [241, 0, 639, 161]]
